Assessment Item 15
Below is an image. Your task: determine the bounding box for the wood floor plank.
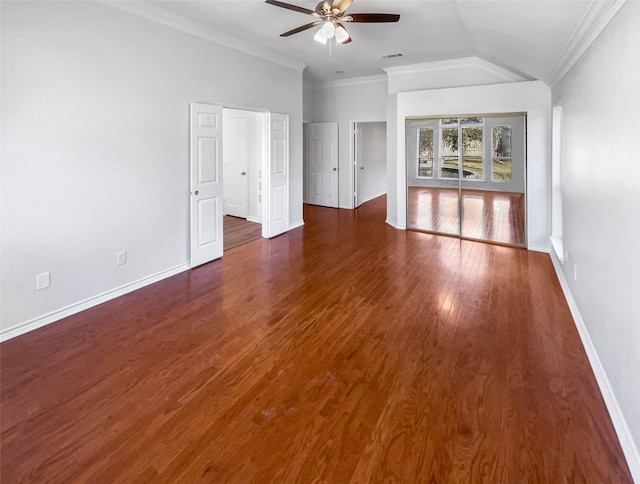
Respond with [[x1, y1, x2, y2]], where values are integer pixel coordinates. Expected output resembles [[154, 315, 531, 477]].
[[0, 195, 632, 482], [224, 215, 262, 250]]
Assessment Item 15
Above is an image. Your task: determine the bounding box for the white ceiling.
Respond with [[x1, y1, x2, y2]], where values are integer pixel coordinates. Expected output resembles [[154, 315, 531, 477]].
[[141, 0, 604, 85]]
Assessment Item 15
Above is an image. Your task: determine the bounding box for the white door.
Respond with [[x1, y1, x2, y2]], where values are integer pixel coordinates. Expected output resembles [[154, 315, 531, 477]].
[[264, 112, 289, 238], [307, 122, 338, 208], [354, 124, 364, 207], [190, 103, 223, 267], [224, 116, 248, 218]]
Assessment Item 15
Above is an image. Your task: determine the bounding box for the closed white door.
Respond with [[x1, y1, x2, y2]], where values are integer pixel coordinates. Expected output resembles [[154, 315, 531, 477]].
[[307, 122, 338, 208], [224, 116, 248, 218], [190, 103, 223, 267], [264, 112, 289, 238]]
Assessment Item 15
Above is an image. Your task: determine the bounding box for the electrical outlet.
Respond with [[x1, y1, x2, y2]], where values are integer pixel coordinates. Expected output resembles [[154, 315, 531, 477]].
[[573, 264, 577, 282], [116, 251, 127, 266], [36, 272, 50, 290]]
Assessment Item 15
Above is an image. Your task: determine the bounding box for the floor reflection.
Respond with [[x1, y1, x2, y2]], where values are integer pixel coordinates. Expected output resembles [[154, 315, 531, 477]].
[[408, 186, 525, 246]]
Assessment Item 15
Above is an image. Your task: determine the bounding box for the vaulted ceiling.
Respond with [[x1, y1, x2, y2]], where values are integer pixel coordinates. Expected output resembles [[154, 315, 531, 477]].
[[136, 0, 622, 86]]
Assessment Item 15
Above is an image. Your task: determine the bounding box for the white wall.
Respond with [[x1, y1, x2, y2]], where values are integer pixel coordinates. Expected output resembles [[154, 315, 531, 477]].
[[303, 76, 387, 208], [358, 122, 387, 204], [552, 1, 640, 478], [1, 1, 303, 338], [388, 81, 551, 251]]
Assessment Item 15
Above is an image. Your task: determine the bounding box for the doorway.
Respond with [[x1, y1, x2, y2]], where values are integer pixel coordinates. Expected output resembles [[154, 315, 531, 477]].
[[222, 108, 265, 250], [406, 114, 526, 247], [354, 121, 387, 208], [189, 103, 290, 267]]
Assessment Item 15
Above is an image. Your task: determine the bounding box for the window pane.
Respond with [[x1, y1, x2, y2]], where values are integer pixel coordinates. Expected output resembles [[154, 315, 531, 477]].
[[441, 157, 459, 178], [461, 117, 483, 125], [493, 126, 512, 180], [462, 127, 483, 179], [441, 128, 458, 156], [419, 128, 433, 157], [462, 127, 483, 156], [419, 158, 433, 177], [493, 159, 512, 180], [418, 128, 433, 177], [440, 128, 459, 178], [441, 118, 458, 126], [493, 126, 512, 157], [463, 158, 482, 179]]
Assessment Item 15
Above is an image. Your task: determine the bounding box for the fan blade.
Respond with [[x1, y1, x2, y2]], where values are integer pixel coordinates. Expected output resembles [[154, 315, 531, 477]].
[[331, 0, 353, 13], [280, 21, 321, 37], [265, 0, 315, 16], [346, 13, 400, 23]]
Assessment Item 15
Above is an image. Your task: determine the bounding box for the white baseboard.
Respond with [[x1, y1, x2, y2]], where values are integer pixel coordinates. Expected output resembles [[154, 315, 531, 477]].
[[289, 220, 305, 230], [0, 262, 191, 343], [527, 244, 551, 253], [246, 216, 261, 224], [549, 235, 565, 262], [550, 251, 640, 482], [386, 218, 405, 230], [359, 190, 387, 206]]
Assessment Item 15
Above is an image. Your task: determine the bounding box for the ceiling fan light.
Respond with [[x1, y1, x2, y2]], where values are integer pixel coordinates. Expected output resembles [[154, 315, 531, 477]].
[[335, 25, 350, 44], [321, 20, 336, 39], [314, 29, 328, 44]]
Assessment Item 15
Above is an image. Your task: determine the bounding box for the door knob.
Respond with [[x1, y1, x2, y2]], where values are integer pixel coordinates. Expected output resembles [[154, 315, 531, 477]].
[[333, 167, 337, 171], [241, 171, 246, 175], [360, 166, 364, 170], [194, 190, 199, 195]]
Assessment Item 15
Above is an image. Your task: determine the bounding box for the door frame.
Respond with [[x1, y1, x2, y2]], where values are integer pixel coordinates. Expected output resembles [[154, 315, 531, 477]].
[[190, 102, 288, 268], [352, 120, 387, 208]]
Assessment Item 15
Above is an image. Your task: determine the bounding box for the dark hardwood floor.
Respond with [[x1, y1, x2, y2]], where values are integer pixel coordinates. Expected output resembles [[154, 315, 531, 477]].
[[408, 186, 526, 247], [0, 196, 632, 482], [224, 215, 262, 251]]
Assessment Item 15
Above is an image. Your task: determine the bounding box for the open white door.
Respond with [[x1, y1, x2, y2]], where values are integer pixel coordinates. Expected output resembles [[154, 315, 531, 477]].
[[264, 112, 289, 238], [354, 124, 364, 208], [307, 122, 338, 208], [190, 103, 224, 267], [223, 116, 249, 218]]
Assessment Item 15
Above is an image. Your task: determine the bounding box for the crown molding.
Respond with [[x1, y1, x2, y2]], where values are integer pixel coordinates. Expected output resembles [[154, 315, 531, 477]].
[[104, 1, 306, 73], [383, 57, 526, 83], [548, 0, 627, 87], [305, 74, 387, 90]]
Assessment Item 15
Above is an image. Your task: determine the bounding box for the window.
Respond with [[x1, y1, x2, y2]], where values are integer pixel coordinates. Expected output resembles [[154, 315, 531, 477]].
[[408, 115, 522, 186], [440, 127, 459, 178], [462, 126, 483, 179], [492, 126, 512, 180], [438, 117, 484, 180], [418, 128, 433, 177]]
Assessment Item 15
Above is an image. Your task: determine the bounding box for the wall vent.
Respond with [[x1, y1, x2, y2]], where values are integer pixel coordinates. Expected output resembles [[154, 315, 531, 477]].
[[381, 53, 403, 59]]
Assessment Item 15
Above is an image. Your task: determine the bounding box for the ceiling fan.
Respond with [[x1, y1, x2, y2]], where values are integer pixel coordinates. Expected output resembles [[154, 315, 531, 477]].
[[265, 0, 400, 45]]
